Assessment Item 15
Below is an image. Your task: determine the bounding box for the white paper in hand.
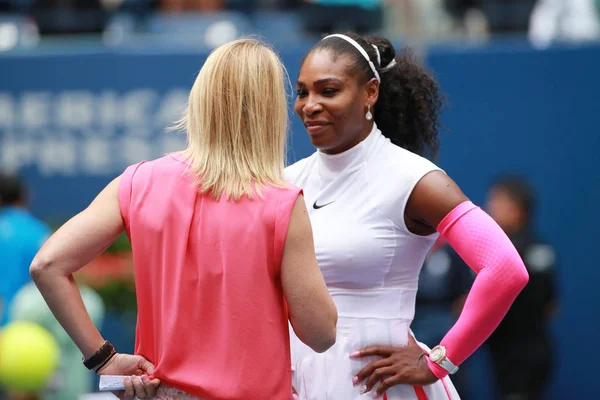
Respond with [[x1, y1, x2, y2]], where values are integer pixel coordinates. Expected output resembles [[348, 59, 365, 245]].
[[98, 375, 128, 391]]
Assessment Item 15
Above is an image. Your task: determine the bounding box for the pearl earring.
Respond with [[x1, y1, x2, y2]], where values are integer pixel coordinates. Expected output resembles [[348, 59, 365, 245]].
[[365, 104, 373, 121]]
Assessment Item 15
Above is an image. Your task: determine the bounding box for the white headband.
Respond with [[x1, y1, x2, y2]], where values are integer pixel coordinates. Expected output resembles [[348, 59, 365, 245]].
[[382, 58, 396, 71], [371, 44, 381, 66], [322, 34, 381, 83], [372, 44, 397, 71]]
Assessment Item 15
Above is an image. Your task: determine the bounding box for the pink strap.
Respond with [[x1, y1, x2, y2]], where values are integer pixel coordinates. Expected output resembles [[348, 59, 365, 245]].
[[426, 201, 529, 379]]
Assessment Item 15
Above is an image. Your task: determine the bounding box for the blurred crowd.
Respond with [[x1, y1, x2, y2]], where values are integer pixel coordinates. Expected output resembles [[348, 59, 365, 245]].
[[0, 172, 106, 400], [0, 0, 598, 48]]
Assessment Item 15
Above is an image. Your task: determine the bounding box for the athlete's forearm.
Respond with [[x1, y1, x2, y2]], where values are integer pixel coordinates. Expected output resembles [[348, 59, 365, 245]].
[[29, 178, 123, 359], [426, 201, 529, 379], [30, 268, 105, 359]]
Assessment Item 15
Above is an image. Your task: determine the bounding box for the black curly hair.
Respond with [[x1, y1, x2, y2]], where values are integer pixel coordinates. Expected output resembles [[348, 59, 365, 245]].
[[0, 172, 25, 206], [305, 33, 443, 158]]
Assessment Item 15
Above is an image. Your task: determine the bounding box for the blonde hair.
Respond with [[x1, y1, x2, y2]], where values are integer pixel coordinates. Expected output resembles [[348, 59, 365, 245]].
[[178, 38, 290, 200]]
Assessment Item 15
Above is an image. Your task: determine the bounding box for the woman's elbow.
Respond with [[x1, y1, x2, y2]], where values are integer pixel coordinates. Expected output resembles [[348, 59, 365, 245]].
[[315, 311, 338, 353], [29, 254, 53, 281], [313, 324, 337, 353], [507, 258, 529, 294], [515, 265, 530, 289]]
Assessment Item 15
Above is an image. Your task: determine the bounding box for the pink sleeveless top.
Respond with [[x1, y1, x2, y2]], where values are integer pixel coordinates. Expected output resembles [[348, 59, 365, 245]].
[[118, 153, 301, 399]]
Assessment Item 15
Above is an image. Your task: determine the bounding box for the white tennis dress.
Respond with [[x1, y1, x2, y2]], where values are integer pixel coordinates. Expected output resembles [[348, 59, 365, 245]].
[[285, 124, 460, 400]]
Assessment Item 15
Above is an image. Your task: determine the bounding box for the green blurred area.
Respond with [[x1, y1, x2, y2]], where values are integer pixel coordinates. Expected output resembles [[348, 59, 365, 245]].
[[105, 233, 133, 254], [94, 278, 137, 314]]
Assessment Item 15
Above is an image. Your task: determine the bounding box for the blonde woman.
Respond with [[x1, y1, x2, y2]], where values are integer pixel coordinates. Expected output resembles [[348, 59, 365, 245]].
[[29, 38, 337, 400]]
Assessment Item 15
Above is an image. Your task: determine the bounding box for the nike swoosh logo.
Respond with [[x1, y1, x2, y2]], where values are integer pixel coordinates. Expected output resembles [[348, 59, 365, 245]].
[[313, 200, 335, 209]]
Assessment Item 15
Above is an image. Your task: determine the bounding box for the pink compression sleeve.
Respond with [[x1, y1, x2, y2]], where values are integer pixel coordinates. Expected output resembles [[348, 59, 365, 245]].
[[425, 201, 529, 379]]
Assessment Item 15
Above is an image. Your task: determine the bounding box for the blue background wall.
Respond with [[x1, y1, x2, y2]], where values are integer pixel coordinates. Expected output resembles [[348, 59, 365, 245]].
[[1, 40, 598, 398]]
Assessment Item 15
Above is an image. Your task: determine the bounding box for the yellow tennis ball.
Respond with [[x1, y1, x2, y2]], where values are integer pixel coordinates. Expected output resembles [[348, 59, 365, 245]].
[[0, 321, 60, 393]]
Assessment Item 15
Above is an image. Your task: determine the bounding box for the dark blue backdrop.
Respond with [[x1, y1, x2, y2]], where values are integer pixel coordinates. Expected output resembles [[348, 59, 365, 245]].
[[1, 40, 598, 399]]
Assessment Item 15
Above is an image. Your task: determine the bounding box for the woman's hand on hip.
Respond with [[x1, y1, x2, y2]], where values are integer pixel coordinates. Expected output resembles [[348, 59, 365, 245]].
[[97, 353, 161, 399], [351, 335, 437, 396]]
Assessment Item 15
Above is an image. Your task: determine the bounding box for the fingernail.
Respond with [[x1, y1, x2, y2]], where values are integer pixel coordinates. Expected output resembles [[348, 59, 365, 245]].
[[372, 392, 380, 399], [349, 351, 360, 358], [293, 395, 299, 400], [352, 376, 358, 385], [360, 385, 367, 394]]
